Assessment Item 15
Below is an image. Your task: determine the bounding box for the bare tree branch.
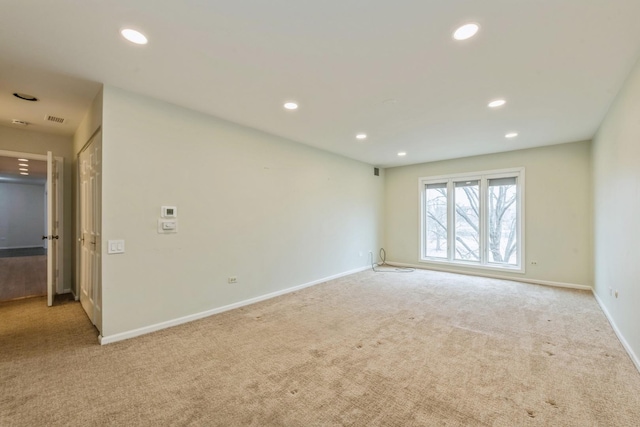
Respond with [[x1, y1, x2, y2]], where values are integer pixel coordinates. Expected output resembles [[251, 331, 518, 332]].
[[427, 212, 447, 232], [455, 236, 479, 260]]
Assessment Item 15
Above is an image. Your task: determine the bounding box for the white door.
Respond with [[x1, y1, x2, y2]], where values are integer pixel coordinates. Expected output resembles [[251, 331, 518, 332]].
[[0, 149, 61, 305], [79, 132, 102, 331], [46, 151, 58, 307]]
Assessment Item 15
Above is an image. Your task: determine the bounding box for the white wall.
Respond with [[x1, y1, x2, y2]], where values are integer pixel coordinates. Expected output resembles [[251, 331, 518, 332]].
[[73, 88, 103, 155], [0, 182, 45, 248], [384, 141, 592, 287], [100, 85, 384, 338], [592, 57, 640, 367], [0, 126, 74, 290]]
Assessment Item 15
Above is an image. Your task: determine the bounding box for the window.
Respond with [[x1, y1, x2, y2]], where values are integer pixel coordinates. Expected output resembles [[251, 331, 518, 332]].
[[424, 183, 447, 258], [454, 180, 480, 261], [420, 168, 524, 271]]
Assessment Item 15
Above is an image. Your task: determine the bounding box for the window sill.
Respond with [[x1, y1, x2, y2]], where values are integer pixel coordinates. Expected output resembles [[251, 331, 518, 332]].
[[419, 258, 525, 274]]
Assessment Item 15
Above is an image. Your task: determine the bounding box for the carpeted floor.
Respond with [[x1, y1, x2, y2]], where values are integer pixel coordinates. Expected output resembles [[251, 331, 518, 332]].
[[1, 269, 639, 426], [0, 255, 47, 301]]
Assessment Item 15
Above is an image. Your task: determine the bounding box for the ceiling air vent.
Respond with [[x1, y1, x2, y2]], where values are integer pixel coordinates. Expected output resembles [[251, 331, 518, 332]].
[[45, 115, 65, 124]]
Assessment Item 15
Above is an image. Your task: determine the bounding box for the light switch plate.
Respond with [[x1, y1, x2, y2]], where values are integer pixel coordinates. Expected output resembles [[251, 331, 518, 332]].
[[108, 240, 125, 254]]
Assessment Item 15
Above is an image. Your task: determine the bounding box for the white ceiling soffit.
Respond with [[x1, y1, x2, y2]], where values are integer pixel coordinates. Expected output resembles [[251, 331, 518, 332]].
[[1, 1, 640, 167]]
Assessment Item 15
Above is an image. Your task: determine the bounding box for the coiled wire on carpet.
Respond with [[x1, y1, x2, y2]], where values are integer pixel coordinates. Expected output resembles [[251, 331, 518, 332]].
[[370, 248, 415, 273]]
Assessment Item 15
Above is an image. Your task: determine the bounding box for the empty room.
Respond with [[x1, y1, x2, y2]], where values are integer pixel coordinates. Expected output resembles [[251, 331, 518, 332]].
[[1, 1, 640, 425]]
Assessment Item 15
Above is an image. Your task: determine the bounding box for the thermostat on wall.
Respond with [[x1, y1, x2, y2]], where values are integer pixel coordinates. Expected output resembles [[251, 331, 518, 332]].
[[161, 206, 177, 218]]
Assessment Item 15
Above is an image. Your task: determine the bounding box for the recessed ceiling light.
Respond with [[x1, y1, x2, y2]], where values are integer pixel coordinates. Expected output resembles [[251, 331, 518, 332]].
[[121, 28, 148, 45], [488, 99, 506, 108], [283, 102, 299, 110], [13, 93, 38, 102], [505, 132, 519, 139], [19, 163, 29, 167], [398, 152, 407, 157], [18, 158, 29, 162], [356, 133, 367, 140], [20, 172, 29, 176], [453, 23, 480, 41], [19, 168, 29, 172]]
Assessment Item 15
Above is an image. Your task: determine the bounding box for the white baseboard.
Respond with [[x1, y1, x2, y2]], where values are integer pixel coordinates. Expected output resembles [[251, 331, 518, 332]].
[[592, 291, 640, 373], [387, 261, 592, 291], [98, 265, 371, 345]]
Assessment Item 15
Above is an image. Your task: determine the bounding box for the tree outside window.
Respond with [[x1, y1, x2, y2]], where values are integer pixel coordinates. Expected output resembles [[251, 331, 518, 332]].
[[422, 169, 523, 270]]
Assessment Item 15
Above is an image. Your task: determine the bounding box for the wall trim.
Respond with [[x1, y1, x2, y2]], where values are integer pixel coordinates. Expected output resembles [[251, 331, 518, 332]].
[[592, 291, 640, 373], [98, 265, 371, 345], [387, 261, 591, 290]]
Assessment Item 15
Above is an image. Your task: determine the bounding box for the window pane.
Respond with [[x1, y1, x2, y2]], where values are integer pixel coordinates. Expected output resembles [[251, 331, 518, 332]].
[[488, 178, 518, 265], [454, 180, 480, 261], [425, 183, 447, 258]]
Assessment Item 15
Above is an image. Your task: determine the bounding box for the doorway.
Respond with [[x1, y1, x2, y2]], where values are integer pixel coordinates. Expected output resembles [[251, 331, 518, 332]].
[[0, 151, 63, 304]]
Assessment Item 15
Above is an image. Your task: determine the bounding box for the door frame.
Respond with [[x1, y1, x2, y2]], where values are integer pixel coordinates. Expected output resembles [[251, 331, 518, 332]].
[[0, 149, 64, 298]]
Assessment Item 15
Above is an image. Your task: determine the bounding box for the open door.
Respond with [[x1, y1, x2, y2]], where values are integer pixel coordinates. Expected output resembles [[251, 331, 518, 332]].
[[46, 151, 59, 306], [79, 132, 102, 331]]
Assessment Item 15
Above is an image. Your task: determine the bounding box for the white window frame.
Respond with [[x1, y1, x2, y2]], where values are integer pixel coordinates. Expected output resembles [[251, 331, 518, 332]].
[[419, 167, 525, 273]]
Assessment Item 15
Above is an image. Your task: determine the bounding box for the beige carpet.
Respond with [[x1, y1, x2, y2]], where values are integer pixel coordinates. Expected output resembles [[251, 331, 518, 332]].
[[1, 269, 639, 426], [0, 255, 46, 302]]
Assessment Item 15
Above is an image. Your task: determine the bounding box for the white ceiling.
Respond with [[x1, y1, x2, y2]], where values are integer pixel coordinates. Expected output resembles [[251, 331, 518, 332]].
[[1, 1, 640, 168]]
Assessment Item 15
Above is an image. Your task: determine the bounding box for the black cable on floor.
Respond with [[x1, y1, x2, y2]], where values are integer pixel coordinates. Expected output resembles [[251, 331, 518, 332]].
[[370, 248, 415, 273]]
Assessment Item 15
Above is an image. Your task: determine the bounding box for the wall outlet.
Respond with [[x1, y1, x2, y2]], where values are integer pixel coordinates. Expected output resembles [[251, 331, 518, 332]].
[[228, 276, 237, 284], [530, 261, 538, 265], [359, 251, 363, 257], [615, 290, 619, 298]]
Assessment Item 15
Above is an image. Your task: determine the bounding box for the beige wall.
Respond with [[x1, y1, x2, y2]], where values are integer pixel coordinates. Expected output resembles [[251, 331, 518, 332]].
[[0, 125, 74, 291], [100, 85, 384, 338], [384, 141, 592, 287], [73, 88, 103, 155], [592, 57, 640, 367]]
